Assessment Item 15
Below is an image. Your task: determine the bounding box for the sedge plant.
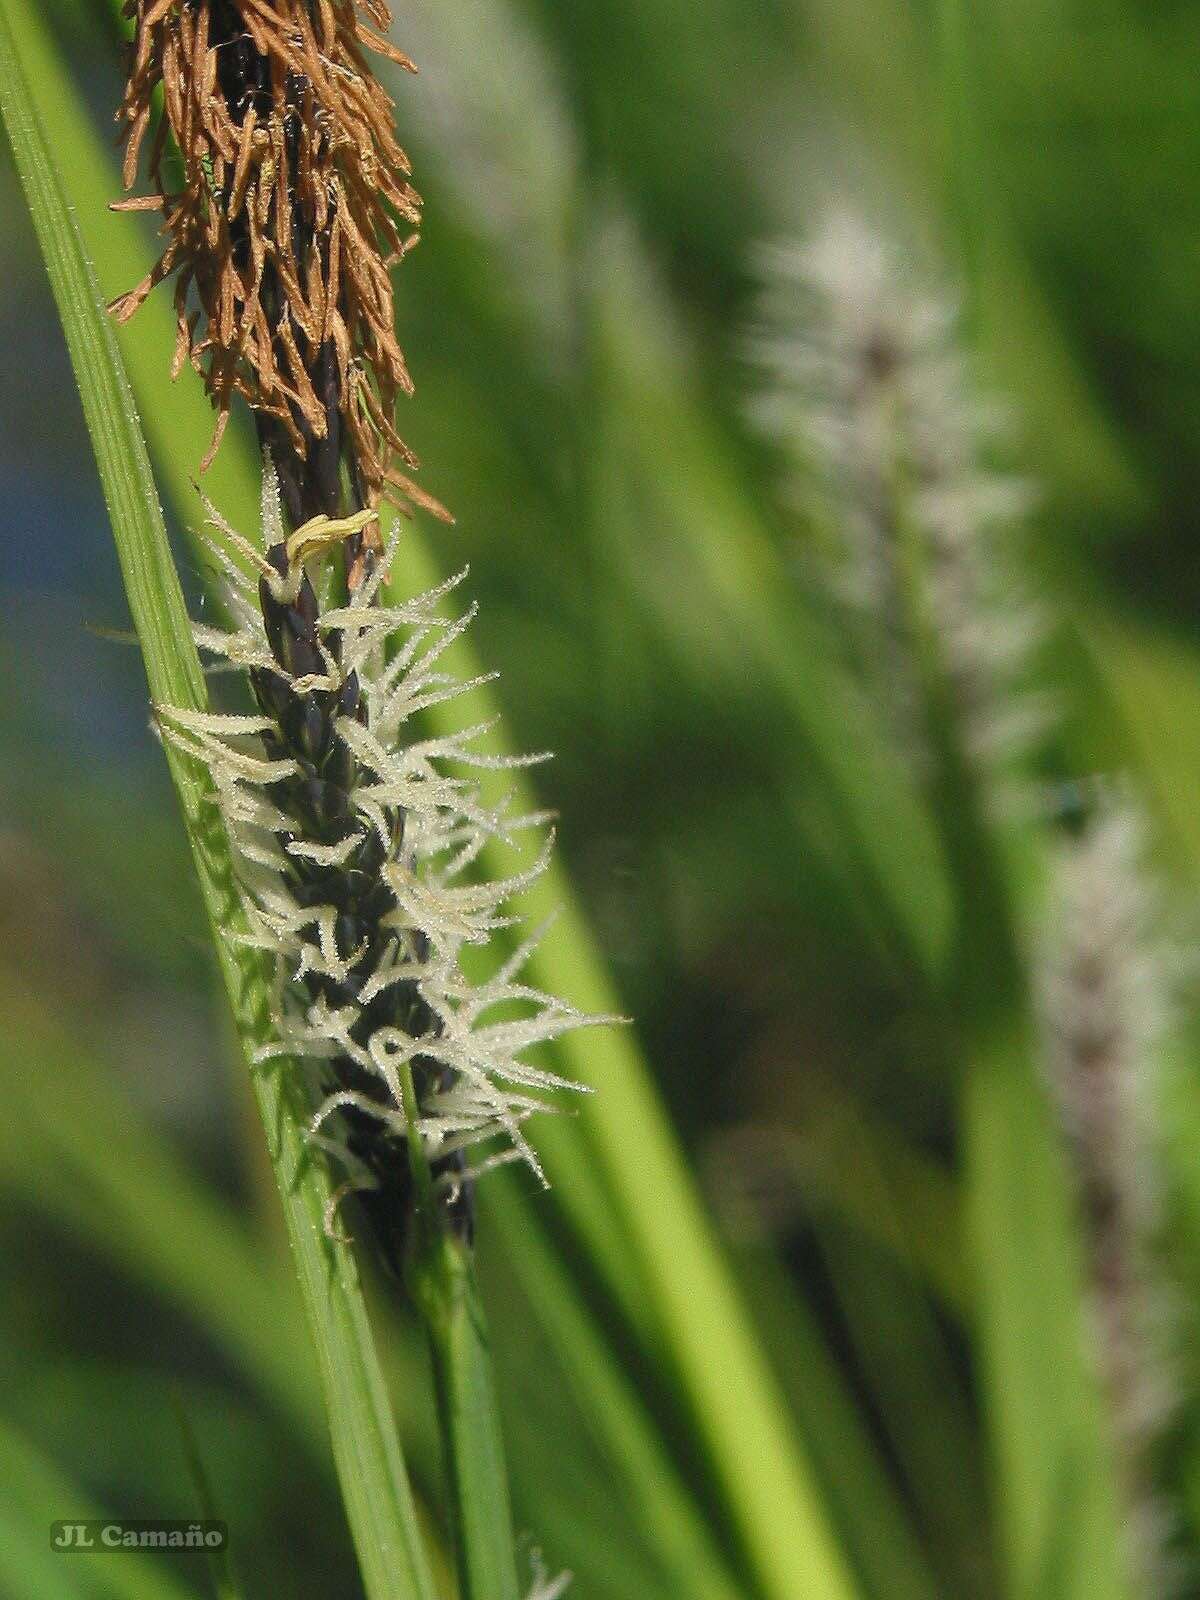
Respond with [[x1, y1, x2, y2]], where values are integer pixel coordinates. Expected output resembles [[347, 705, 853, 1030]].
[[8, 3, 1200, 1599], [2, 2, 606, 1595], [3, 4, 871, 1598], [107, 3, 614, 1595]]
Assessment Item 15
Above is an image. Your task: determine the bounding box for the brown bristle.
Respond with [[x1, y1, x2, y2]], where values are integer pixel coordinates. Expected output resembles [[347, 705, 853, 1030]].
[[113, 0, 451, 532]]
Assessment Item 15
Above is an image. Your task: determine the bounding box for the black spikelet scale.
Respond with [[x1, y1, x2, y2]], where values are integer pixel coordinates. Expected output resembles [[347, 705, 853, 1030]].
[[250, 543, 473, 1269]]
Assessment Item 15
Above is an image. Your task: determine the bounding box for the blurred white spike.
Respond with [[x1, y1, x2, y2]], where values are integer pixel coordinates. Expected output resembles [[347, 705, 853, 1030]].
[[747, 204, 1048, 807], [1039, 797, 1182, 1594]]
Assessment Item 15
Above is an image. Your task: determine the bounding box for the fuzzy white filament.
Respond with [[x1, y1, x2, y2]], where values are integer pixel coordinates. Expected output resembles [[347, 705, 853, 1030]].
[[159, 473, 604, 1190]]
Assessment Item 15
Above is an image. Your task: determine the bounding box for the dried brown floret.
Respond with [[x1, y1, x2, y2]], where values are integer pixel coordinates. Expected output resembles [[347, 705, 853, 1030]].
[[112, 0, 449, 544]]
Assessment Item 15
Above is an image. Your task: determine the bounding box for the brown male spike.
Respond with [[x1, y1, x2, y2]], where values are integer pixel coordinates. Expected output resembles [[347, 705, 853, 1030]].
[[112, 0, 449, 563]]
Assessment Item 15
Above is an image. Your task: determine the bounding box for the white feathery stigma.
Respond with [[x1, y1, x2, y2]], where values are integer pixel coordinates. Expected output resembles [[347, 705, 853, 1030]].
[[159, 469, 607, 1195]]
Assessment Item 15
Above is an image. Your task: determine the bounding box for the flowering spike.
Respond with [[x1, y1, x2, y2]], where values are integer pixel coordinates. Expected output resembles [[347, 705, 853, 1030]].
[[747, 206, 1048, 808], [160, 475, 610, 1263], [1040, 798, 1182, 1592]]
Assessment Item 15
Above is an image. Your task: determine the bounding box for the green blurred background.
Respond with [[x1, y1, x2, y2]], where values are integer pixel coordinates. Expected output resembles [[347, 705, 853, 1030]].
[[6, 1, 1200, 1597]]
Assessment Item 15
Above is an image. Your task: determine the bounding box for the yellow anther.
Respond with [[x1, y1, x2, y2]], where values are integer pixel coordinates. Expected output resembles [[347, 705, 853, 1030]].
[[284, 509, 380, 570]]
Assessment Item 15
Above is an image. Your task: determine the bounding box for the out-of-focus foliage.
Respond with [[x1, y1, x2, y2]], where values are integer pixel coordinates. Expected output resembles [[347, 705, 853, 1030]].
[[4, 0, 1200, 1597]]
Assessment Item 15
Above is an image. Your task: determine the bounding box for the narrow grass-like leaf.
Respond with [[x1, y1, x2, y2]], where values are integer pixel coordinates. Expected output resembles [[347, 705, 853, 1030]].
[[964, 1019, 1128, 1600], [0, 9, 434, 1597], [818, 1222, 990, 1593], [484, 1180, 748, 1600], [730, 1242, 940, 1600]]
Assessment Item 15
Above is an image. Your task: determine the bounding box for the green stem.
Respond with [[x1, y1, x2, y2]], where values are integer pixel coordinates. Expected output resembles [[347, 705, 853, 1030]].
[[411, 1228, 521, 1600], [398, 1062, 436, 1212], [398, 1061, 521, 1600]]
